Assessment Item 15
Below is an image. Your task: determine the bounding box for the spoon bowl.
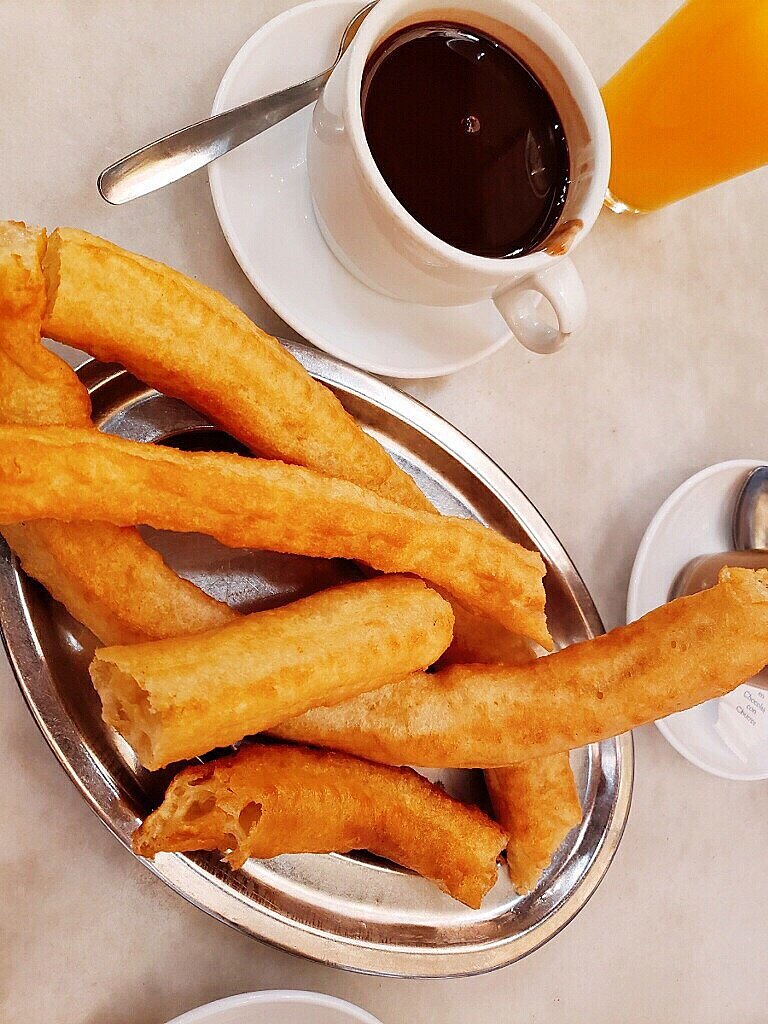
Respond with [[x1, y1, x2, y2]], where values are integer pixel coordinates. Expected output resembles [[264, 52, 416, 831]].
[[670, 465, 768, 601], [733, 465, 768, 551]]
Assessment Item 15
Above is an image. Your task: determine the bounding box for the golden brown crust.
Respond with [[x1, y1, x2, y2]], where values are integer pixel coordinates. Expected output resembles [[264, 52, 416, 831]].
[[436, 601, 537, 668], [369, 437, 573, 890], [0, 425, 550, 645], [0, 222, 90, 429], [40, 228, 554, 639], [132, 742, 507, 908], [2, 520, 236, 645], [485, 755, 582, 893], [434, 604, 582, 892], [275, 568, 768, 766], [90, 576, 454, 769], [42, 227, 427, 509], [0, 222, 234, 645]]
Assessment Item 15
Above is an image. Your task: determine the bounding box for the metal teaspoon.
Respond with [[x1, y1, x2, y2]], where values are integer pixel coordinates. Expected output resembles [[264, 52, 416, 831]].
[[98, 1, 377, 205], [670, 465, 768, 600]]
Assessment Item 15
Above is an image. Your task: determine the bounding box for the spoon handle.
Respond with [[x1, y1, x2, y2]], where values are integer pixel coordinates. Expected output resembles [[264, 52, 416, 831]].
[[98, 71, 328, 205]]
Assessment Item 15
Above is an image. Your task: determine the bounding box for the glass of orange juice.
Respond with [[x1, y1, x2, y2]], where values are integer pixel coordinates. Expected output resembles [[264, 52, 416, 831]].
[[602, 0, 768, 213]]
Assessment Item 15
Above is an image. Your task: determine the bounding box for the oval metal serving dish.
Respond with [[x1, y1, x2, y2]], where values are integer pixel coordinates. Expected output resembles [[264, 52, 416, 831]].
[[0, 341, 632, 977]]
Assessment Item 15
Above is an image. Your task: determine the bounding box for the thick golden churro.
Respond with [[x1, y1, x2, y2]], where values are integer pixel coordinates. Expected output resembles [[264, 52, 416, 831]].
[[436, 603, 582, 893], [275, 568, 768, 766], [0, 221, 235, 645], [0, 222, 90, 428], [42, 227, 426, 508], [0, 425, 549, 645], [36, 225, 555, 650], [2, 520, 235, 645], [90, 577, 453, 770], [40, 227, 552, 646], [485, 757, 582, 893], [132, 743, 507, 908], [436, 600, 537, 668]]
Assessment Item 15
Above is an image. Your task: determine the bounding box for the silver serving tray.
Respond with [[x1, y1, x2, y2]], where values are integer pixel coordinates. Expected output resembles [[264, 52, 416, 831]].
[[0, 342, 633, 977]]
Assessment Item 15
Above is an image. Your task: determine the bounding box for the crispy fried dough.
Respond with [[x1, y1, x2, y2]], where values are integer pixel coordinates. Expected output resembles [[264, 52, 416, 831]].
[[132, 742, 506, 907], [37, 225, 553, 647], [340, 411, 572, 889], [436, 600, 538, 668], [0, 222, 234, 645], [435, 604, 582, 893], [0, 425, 549, 645], [274, 568, 768, 766], [485, 756, 582, 893], [90, 577, 453, 770], [39, 227, 551, 645], [0, 222, 90, 429], [1, 520, 235, 645], [42, 227, 426, 508]]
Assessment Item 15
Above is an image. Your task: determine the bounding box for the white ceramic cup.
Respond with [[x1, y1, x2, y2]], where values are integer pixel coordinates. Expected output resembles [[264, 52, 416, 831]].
[[308, 0, 610, 354]]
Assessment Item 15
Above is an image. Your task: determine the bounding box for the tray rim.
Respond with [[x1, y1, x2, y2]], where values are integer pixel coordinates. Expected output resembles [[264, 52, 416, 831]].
[[0, 342, 633, 977]]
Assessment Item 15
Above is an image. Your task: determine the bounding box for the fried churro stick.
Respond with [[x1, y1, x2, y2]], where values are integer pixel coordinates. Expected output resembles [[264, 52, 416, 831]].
[[0, 425, 549, 645], [132, 743, 506, 908], [90, 577, 453, 770], [42, 227, 426, 509], [436, 600, 537, 668], [484, 757, 582, 893], [40, 227, 549, 644], [1, 520, 235, 645], [275, 568, 768, 766], [436, 604, 582, 893], [41, 226, 553, 646], [0, 222, 90, 427], [338, 403, 573, 888], [0, 222, 235, 645]]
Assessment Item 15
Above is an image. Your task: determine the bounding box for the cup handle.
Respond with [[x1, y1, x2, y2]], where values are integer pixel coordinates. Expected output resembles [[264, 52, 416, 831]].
[[493, 257, 587, 354]]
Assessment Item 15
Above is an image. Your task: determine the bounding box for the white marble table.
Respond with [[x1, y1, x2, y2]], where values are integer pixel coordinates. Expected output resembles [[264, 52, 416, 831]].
[[2, 2, 768, 1020]]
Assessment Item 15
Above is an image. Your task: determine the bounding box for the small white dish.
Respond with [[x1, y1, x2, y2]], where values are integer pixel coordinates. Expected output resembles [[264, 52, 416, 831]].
[[165, 990, 383, 1024], [627, 459, 768, 781], [209, 0, 509, 378]]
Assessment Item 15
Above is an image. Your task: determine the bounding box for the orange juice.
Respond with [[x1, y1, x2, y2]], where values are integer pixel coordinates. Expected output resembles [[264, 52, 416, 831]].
[[602, 0, 768, 212]]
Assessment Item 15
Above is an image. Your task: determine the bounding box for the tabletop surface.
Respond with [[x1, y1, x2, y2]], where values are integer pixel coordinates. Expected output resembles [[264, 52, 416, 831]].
[[2, 2, 768, 1021]]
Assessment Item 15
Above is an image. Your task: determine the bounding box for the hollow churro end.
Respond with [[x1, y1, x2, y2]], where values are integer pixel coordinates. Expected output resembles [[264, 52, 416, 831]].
[[88, 577, 453, 770], [131, 762, 232, 860], [90, 655, 165, 771], [131, 743, 507, 908], [0, 221, 47, 319]]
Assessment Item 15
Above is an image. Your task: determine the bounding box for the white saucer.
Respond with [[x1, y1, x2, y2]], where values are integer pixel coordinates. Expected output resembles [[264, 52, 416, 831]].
[[165, 990, 383, 1024], [209, 0, 509, 378], [627, 460, 768, 780]]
